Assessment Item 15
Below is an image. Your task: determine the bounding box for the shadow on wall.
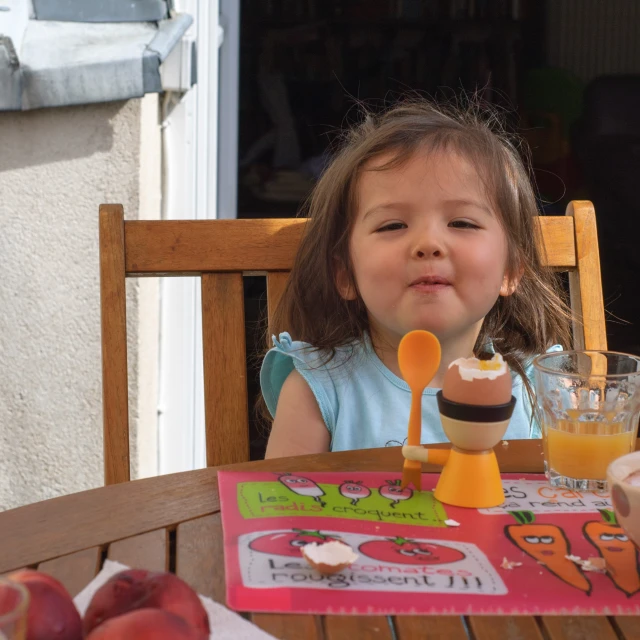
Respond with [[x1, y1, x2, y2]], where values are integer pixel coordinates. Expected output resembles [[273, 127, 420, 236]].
[[0, 100, 122, 173]]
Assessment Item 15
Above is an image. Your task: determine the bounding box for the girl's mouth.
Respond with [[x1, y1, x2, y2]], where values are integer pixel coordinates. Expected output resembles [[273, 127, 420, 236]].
[[410, 280, 451, 293]]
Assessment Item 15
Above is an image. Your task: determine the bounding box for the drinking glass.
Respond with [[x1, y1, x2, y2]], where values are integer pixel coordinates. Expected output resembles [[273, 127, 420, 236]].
[[533, 350, 640, 490], [0, 578, 29, 640]]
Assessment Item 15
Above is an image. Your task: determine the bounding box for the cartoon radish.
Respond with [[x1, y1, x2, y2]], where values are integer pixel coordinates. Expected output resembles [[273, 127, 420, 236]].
[[250, 529, 339, 557], [339, 480, 371, 506], [505, 511, 591, 594], [583, 509, 640, 597], [359, 536, 465, 565], [277, 473, 326, 507], [379, 479, 412, 508]]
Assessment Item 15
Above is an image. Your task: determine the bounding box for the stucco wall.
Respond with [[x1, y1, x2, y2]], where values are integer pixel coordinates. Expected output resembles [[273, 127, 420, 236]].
[[0, 98, 159, 510]]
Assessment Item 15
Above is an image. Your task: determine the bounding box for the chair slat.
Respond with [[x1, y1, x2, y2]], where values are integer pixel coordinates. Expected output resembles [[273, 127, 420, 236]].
[[107, 529, 168, 572], [266, 271, 290, 342], [202, 273, 250, 466], [125, 219, 307, 275], [541, 616, 618, 640], [469, 615, 543, 639], [37, 548, 102, 597], [536, 216, 576, 268], [567, 201, 607, 350], [99, 204, 130, 485], [395, 615, 468, 639], [175, 514, 224, 604]]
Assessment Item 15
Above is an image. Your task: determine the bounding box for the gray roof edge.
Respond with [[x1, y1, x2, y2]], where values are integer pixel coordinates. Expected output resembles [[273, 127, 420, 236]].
[[0, 13, 193, 112], [32, 0, 170, 23], [146, 13, 193, 62]]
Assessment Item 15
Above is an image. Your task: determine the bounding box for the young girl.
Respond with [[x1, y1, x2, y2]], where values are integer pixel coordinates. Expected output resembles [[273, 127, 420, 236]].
[[260, 98, 571, 458]]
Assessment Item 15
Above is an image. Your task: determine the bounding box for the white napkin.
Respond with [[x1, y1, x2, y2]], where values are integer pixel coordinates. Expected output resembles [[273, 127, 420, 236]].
[[73, 559, 277, 640]]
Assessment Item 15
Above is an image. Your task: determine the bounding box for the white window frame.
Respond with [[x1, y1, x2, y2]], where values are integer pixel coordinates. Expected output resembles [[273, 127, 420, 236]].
[[157, 0, 239, 474]]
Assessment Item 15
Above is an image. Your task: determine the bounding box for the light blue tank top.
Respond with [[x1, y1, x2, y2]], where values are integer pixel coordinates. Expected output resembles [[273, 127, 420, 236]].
[[260, 332, 562, 451]]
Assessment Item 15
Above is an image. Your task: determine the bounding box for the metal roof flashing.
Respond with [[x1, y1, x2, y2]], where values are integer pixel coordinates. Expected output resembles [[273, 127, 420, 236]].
[[0, 10, 193, 111]]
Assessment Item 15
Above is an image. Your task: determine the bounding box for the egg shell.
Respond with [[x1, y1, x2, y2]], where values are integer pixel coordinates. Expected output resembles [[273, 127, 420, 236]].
[[301, 542, 358, 576], [442, 361, 512, 406]]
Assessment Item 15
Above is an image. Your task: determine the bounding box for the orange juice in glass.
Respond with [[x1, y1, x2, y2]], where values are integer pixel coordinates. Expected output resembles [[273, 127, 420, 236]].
[[534, 351, 640, 490]]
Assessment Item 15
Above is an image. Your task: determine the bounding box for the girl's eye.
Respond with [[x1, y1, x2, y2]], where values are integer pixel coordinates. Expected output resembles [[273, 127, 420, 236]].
[[449, 220, 479, 229], [376, 222, 406, 232]]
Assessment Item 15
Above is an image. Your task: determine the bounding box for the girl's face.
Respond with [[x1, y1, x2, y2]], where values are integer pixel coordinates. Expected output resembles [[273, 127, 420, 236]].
[[344, 149, 515, 350]]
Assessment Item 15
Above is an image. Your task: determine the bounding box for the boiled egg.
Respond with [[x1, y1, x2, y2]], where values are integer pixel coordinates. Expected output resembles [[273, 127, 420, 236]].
[[442, 354, 512, 406]]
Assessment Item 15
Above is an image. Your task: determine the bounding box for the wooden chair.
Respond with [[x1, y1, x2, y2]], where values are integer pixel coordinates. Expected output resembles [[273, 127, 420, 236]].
[[99, 200, 606, 484]]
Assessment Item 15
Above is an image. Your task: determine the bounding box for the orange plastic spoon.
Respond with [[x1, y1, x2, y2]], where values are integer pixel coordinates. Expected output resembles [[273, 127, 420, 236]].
[[397, 330, 441, 491]]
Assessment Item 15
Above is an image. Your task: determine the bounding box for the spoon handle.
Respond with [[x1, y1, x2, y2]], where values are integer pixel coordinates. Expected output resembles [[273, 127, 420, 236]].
[[407, 389, 423, 446]]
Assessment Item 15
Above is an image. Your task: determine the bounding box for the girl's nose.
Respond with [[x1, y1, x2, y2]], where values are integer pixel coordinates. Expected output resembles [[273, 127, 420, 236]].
[[415, 248, 441, 258], [412, 235, 444, 259]]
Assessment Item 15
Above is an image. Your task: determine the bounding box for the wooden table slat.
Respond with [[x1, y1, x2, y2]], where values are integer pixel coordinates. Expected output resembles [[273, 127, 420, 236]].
[[469, 615, 543, 640], [37, 548, 102, 597], [0, 470, 219, 573], [107, 529, 168, 572], [176, 514, 225, 604], [541, 615, 618, 640], [251, 613, 322, 640], [324, 615, 393, 639], [611, 616, 640, 640], [395, 615, 468, 639]]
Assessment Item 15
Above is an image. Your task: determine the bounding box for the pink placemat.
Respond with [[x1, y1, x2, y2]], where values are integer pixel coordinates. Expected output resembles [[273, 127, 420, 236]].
[[219, 471, 640, 615]]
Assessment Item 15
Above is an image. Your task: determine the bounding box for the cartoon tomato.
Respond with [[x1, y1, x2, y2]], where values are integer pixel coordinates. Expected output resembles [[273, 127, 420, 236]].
[[249, 529, 338, 557], [277, 473, 326, 507], [359, 537, 466, 565], [339, 480, 371, 506], [379, 479, 412, 508]]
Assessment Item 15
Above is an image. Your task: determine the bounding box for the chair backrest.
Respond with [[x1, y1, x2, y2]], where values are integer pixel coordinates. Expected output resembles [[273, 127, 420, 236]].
[[99, 200, 606, 484]]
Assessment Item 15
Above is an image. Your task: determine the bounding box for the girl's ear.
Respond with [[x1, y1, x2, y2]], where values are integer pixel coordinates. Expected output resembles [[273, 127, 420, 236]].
[[335, 261, 358, 300], [499, 266, 524, 297]]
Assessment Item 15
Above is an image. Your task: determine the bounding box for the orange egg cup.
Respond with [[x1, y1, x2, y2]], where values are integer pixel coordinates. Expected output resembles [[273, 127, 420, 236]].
[[405, 392, 516, 509]]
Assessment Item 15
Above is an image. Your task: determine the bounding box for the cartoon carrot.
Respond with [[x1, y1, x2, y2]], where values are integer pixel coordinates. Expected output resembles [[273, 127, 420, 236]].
[[504, 511, 591, 594], [584, 509, 640, 597]]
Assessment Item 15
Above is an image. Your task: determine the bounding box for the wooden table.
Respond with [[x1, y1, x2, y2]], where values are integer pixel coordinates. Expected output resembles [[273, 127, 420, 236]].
[[1, 440, 639, 640]]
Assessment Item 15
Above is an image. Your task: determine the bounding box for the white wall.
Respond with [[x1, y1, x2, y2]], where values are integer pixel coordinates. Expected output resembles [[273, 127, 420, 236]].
[[0, 96, 161, 509]]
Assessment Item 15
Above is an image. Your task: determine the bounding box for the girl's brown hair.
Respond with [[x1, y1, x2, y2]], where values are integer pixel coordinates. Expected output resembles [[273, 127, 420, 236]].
[[266, 97, 572, 413]]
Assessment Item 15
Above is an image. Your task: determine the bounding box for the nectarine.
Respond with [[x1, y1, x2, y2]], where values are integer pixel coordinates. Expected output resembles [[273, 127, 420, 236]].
[[8, 569, 82, 640], [83, 569, 209, 636], [85, 608, 207, 639]]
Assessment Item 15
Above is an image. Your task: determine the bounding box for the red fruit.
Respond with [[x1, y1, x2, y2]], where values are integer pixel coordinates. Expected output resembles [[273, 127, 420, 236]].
[[85, 608, 206, 640], [249, 530, 339, 557], [8, 569, 82, 640], [359, 537, 466, 565], [83, 570, 209, 637]]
